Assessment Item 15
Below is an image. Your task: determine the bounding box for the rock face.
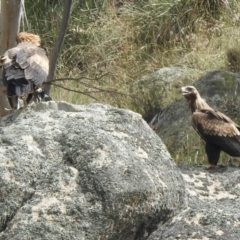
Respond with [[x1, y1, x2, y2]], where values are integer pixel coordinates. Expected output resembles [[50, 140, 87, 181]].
[[0, 101, 186, 240], [151, 70, 240, 163], [148, 165, 240, 240], [130, 66, 201, 122]]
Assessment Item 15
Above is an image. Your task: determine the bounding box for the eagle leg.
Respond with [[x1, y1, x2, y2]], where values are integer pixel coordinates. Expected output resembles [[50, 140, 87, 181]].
[[26, 93, 34, 105], [205, 142, 221, 166], [8, 96, 19, 110]]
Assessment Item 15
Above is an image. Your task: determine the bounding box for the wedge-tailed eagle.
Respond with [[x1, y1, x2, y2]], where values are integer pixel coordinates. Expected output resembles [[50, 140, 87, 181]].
[[181, 85, 240, 168], [0, 32, 49, 110]]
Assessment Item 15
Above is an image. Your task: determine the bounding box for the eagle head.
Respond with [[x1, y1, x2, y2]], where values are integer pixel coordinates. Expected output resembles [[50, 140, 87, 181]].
[[181, 85, 209, 111], [181, 86, 199, 100], [16, 32, 41, 46]]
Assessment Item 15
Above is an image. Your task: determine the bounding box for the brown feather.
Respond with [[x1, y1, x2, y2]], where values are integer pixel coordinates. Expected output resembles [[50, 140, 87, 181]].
[[181, 85, 240, 165], [192, 111, 240, 138], [3, 42, 49, 86], [1, 32, 49, 110]]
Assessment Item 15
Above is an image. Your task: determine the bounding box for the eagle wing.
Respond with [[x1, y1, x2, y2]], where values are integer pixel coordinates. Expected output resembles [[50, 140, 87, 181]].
[[192, 108, 240, 139], [3, 42, 49, 86], [192, 108, 240, 158]]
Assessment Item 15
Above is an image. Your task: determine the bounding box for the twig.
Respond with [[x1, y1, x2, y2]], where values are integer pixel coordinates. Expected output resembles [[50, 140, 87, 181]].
[[45, 72, 111, 83], [50, 83, 99, 100], [44, 75, 135, 99]]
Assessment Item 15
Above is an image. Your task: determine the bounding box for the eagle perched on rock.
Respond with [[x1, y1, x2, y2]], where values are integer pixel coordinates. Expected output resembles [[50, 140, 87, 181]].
[[0, 32, 49, 110], [181, 86, 240, 168]]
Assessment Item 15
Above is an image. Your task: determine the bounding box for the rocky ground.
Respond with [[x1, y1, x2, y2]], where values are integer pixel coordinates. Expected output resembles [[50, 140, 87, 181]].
[[1, 67, 240, 239], [148, 165, 240, 240]]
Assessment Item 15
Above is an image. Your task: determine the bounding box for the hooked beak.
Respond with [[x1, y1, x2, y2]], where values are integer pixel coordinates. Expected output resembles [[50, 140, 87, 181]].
[[0, 56, 6, 66], [181, 87, 189, 95], [0, 56, 6, 61]]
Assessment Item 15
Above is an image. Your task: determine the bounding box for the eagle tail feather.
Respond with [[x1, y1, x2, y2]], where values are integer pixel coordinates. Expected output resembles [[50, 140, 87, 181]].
[[7, 78, 34, 97]]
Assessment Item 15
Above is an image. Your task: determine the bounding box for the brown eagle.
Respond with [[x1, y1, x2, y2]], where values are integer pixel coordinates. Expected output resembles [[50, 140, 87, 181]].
[[181, 85, 240, 168], [0, 32, 49, 110]]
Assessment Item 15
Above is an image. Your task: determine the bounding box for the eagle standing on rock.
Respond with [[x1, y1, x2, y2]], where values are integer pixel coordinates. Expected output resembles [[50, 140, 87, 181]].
[[181, 85, 240, 169], [0, 32, 49, 110]]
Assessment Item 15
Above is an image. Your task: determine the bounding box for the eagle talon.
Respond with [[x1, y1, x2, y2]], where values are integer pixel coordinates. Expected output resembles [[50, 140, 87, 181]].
[[204, 165, 226, 170], [204, 165, 218, 169], [36, 88, 43, 93], [204, 165, 228, 173], [4, 108, 14, 114]]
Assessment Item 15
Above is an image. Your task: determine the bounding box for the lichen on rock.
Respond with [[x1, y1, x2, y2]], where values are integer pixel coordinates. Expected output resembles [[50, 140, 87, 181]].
[[0, 101, 186, 240]]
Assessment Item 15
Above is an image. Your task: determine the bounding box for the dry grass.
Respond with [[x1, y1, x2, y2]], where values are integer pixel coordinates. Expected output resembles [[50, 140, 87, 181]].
[[24, 0, 240, 108], [24, 0, 240, 164]]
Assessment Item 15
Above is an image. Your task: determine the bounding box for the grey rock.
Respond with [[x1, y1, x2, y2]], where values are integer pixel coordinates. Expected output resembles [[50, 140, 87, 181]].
[[0, 101, 186, 240], [130, 66, 201, 122], [148, 165, 240, 240], [140, 65, 200, 84]]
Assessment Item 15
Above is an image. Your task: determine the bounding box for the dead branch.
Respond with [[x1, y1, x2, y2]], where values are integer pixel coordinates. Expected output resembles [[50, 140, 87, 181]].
[[44, 75, 135, 100], [45, 0, 73, 96]]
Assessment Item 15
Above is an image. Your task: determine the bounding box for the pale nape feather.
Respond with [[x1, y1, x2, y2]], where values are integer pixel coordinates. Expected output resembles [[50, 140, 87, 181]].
[[194, 93, 211, 110]]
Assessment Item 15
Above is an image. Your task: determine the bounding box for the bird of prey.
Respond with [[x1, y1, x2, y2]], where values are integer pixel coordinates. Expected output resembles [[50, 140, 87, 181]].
[[181, 85, 240, 169], [0, 32, 49, 110]]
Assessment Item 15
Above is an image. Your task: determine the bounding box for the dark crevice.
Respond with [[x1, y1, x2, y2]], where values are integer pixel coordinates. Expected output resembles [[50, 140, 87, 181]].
[[0, 190, 35, 233], [134, 209, 173, 240]]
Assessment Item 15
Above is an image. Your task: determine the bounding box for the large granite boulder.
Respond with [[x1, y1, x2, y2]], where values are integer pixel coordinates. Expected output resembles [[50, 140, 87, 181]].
[[0, 102, 186, 240]]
